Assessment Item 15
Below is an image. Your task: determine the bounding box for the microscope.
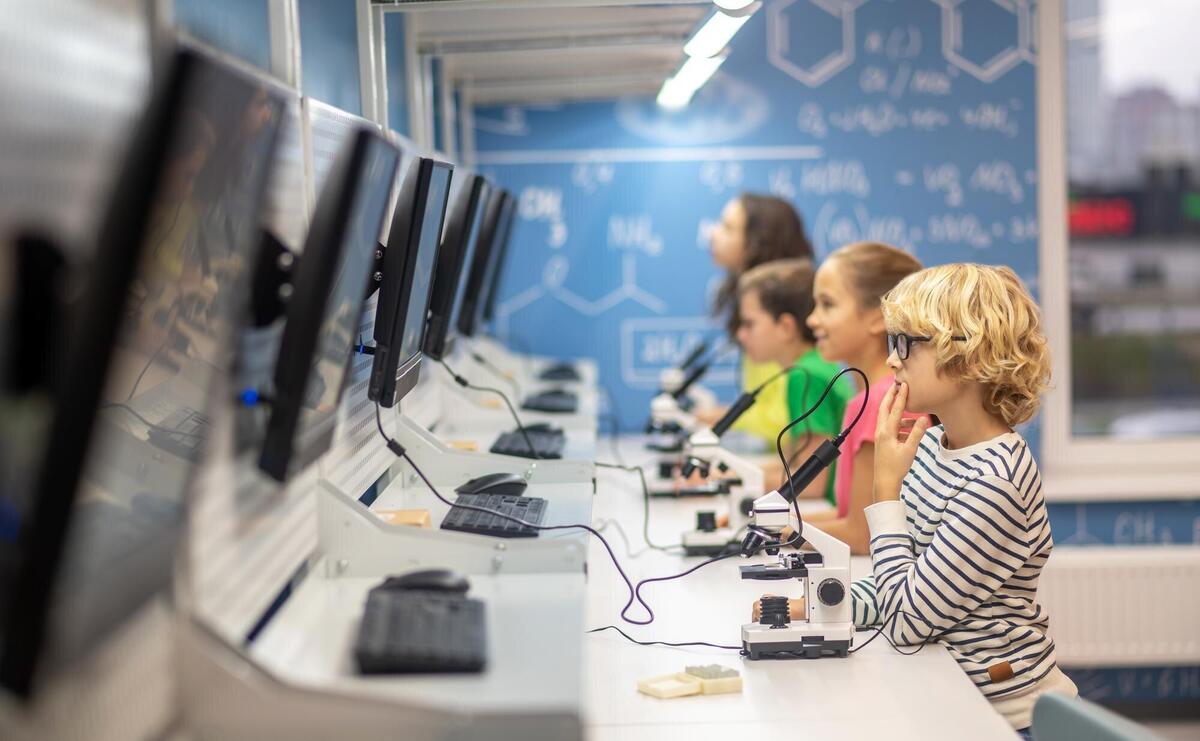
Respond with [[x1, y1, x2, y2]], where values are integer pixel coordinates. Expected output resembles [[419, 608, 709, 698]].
[[645, 341, 719, 457], [738, 436, 854, 659], [675, 391, 767, 555]]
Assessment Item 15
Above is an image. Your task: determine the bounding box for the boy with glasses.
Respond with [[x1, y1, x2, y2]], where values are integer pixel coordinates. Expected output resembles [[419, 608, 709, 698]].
[[862, 263, 1078, 736]]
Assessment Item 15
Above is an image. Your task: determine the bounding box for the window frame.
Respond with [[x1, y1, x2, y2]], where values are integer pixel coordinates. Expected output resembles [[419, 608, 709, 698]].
[[1037, 0, 1200, 501]]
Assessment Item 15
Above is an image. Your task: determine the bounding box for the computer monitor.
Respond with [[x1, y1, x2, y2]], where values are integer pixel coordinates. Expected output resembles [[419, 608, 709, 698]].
[[368, 157, 454, 407], [480, 191, 517, 326], [0, 47, 283, 697], [422, 174, 489, 361], [257, 128, 400, 482], [457, 188, 513, 339]]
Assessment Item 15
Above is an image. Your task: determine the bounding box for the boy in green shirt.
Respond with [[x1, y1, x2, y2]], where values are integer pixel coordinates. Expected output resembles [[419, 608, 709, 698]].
[[735, 259, 852, 504]]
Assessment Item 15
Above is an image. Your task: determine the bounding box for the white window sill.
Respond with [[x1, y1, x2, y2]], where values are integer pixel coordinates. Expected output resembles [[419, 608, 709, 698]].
[[1042, 468, 1200, 502]]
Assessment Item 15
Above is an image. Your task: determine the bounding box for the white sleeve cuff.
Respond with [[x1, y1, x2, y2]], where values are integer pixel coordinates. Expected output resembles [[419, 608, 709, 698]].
[[865, 500, 907, 538]]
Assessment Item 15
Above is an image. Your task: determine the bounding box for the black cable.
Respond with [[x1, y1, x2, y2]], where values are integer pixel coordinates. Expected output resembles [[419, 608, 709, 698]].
[[750, 363, 795, 395], [776, 367, 869, 504], [587, 624, 740, 651], [124, 336, 169, 402], [465, 338, 523, 399], [374, 403, 799, 629], [439, 358, 539, 459], [498, 331, 537, 380], [849, 609, 932, 656], [596, 461, 684, 554]]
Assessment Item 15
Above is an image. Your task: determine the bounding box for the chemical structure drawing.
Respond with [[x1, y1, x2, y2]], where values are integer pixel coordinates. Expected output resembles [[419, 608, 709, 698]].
[[932, 0, 1036, 83], [767, 0, 867, 88], [495, 251, 667, 339]]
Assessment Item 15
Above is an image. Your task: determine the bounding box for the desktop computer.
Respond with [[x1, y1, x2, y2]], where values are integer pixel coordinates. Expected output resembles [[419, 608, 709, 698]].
[[258, 127, 400, 481], [0, 47, 284, 698], [368, 156, 453, 407], [423, 173, 488, 362]]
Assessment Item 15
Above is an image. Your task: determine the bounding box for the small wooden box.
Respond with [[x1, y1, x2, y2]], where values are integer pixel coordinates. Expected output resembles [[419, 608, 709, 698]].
[[376, 509, 432, 528]]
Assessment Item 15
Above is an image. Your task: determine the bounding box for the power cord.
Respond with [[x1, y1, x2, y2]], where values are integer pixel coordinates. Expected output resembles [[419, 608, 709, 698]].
[[595, 461, 684, 555], [775, 368, 869, 506], [374, 375, 923, 655], [439, 358, 539, 459], [586, 624, 739, 651], [374, 402, 799, 629], [464, 338, 523, 399], [849, 609, 932, 656]]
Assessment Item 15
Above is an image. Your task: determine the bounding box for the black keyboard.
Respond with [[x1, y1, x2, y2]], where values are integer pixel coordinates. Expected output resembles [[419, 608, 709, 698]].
[[539, 363, 580, 381], [354, 588, 487, 674], [522, 389, 578, 414], [440, 493, 547, 538], [146, 407, 209, 461], [490, 428, 565, 459]]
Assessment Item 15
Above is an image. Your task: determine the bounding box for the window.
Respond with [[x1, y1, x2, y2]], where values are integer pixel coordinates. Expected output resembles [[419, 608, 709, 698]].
[[1039, 0, 1200, 497]]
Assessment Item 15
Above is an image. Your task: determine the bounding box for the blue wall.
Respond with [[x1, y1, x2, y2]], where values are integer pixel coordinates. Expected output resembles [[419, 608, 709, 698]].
[[474, 0, 1039, 432], [384, 13, 410, 137], [174, 0, 270, 71], [297, 0, 362, 115]]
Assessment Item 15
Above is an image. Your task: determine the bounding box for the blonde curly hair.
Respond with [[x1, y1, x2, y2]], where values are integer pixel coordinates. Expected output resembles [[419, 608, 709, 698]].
[[881, 263, 1051, 427]]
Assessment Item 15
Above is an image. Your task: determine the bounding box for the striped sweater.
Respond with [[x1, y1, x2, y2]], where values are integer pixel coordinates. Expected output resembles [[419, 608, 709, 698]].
[[849, 426, 1075, 722]]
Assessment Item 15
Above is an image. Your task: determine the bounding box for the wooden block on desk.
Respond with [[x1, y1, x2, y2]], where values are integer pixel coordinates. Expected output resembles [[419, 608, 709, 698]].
[[376, 509, 432, 528], [685, 664, 743, 695], [637, 673, 702, 699], [446, 440, 479, 451]]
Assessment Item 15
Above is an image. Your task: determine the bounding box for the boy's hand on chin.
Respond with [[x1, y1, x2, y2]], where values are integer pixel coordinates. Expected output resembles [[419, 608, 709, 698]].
[[873, 382, 931, 502]]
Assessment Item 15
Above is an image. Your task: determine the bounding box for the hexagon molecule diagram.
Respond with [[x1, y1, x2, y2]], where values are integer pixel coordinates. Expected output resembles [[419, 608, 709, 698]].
[[767, 0, 867, 88], [932, 0, 1036, 83]]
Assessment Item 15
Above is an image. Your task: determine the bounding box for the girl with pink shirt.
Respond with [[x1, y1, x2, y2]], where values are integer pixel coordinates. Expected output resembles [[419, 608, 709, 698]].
[[802, 242, 922, 554]]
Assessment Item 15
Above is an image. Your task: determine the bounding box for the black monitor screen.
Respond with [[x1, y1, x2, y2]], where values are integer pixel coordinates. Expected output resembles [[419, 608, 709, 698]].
[[259, 129, 399, 481], [364, 157, 451, 407], [0, 48, 283, 696], [368, 157, 453, 407], [459, 189, 514, 338], [423, 174, 488, 361], [446, 183, 490, 341], [400, 163, 453, 368], [481, 192, 517, 325]]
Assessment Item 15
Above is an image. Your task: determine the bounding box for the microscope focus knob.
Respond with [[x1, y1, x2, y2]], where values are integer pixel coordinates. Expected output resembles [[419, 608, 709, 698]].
[[817, 578, 845, 607]]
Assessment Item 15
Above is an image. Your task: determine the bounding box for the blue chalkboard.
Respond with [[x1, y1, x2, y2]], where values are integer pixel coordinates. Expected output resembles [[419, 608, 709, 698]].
[[472, 0, 1041, 441]]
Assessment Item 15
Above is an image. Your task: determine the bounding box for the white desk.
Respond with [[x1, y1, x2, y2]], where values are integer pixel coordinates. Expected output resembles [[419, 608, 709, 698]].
[[583, 438, 1017, 741], [246, 570, 584, 738], [431, 425, 599, 463]]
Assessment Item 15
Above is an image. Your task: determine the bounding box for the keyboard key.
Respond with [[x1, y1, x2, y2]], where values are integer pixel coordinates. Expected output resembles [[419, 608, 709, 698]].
[[440, 493, 547, 538]]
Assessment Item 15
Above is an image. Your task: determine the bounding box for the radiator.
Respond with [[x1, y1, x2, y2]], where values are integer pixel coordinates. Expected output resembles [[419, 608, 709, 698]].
[[1040, 546, 1200, 667]]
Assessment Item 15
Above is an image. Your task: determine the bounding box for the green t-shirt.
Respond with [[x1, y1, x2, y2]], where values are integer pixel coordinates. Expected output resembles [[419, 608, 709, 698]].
[[785, 349, 853, 506]]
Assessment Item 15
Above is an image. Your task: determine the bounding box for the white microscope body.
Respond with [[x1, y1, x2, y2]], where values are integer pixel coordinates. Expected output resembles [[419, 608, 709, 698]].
[[678, 427, 765, 555], [738, 488, 855, 659]]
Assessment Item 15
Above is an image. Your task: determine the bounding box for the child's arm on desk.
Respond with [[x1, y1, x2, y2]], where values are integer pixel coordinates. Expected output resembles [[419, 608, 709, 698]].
[[749, 578, 882, 627]]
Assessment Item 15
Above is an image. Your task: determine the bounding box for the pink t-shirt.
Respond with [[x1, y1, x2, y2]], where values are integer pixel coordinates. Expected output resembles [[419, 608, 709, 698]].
[[832, 374, 920, 517]]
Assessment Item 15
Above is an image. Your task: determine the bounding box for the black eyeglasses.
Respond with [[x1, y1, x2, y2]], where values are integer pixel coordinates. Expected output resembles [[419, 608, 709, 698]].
[[887, 333, 968, 360]]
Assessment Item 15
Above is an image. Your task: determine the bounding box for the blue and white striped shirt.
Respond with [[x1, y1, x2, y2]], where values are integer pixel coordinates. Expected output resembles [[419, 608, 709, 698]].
[[850, 426, 1068, 708]]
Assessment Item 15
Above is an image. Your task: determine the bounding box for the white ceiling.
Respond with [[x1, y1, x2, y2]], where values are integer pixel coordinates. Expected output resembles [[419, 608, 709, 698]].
[[376, 1, 713, 105]]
